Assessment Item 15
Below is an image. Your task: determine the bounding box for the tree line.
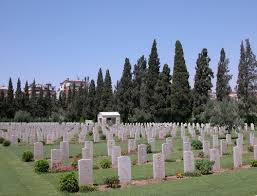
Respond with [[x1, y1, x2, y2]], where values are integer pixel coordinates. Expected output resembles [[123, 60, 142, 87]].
[[0, 39, 256, 124]]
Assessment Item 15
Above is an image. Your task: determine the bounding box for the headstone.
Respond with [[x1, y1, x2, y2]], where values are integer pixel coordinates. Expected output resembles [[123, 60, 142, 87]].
[[112, 146, 121, 168], [220, 139, 227, 155], [162, 143, 171, 160], [128, 139, 137, 154], [10, 135, 17, 145], [118, 156, 131, 184], [107, 140, 115, 156], [34, 142, 43, 160], [153, 153, 165, 180], [226, 134, 232, 145], [250, 132, 255, 146], [212, 135, 219, 148], [84, 141, 93, 159], [203, 140, 210, 157], [183, 151, 195, 173], [60, 141, 69, 160], [51, 149, 62, 169], [210, 148, 220, 171], [148, 138, 156, 152], [183, 141, 191, 151], [138, 144, 147, 164], [233, 146, 242, 168], [47, 134, 53, 144], [78, 159, 93, 185], [165, 137, 173, 149], [82, 147, 93, 160]]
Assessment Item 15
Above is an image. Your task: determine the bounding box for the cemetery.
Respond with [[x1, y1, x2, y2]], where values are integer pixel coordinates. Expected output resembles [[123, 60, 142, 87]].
[[1, 121, 257, 195], [1, 1, 257, 196]]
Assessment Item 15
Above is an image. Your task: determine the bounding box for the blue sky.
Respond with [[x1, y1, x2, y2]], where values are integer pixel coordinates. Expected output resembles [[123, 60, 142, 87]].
[[0, 0, 256, 90]]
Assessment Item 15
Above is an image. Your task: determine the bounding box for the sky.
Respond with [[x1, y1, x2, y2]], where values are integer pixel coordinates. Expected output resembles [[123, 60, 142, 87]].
[[0, 0, 257, 91]]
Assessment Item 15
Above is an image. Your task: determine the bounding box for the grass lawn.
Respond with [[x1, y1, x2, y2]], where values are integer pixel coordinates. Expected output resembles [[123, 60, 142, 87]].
[[1, 131, 257, 195]]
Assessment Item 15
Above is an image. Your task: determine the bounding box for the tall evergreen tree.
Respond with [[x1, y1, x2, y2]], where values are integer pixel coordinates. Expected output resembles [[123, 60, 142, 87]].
[[30, 79, 37, 117], [116, 58, 133, 122], [140, 39, 160, 120], [153, 64, 171, 122], [216, 48, 232, 101], [6, 78, 14, 118], [82, 77, 89, 118], [101, 70, 113, 111], [237, 41, 247, 99], [15, 78, 23, 111], [132, 55, 147, 111], [85, 79, 96, 120], [66, 86, 72, 108], [45, 85, 52, 117], [23, 81, 29, 112], [193, 48, 214, 120], [37, 87, 45, 117], [170, 41, 192, 122], [95, 68, 104, 114], [236, 39, 257, 122], [0, 90, 6, 118]]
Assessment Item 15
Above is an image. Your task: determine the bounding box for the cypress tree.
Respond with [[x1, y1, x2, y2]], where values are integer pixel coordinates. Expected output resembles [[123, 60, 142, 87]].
[[30, 79, 37, 117], [6, 78, 14, 118], [216, 48, 232, 101], [132, 55, 147, 112], [170, 41, 192, 122], [0, 90, 6, 118], [193, 48, 214, 120], [82, 77, 89, 118], [237, 41, 247, 99], [45, 85, 52, 117], [141, 39, 160, 120], [85, 79, 96, 120], [66, 86, 72, 108], [37, 87, 45, 117], [154, 64, 171, 122], [23, 81, 29, 112], [116, 58, 133, 122], [101, 69, 113, 111], [15, 78, 23, 111], [95, 68, 104, 114], [236, 39, 257, 122]]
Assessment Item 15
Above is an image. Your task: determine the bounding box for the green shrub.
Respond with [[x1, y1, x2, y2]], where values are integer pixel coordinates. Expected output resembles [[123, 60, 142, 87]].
[[59, 172, 79, 193], [34, 160, 49, 173], [100, 134, 106, 140], [22, 151, 34, 162], [87, 131, 93, 136], [40, 141, 46, 145], [3, 140, 10, 146], [93, 164, 99, 170], [198, 151, 205, 158], [100, 158, 111, 169], [191, 140, 203, 150], [250, 160, 257, 167], [71, 159, 78, 168], [248, 146, 254, 152], [80, 185, 98, 192], [103, 176, 120, 188], [14, 110, 31, 122], [165, 134, 171, 138], [0, 137, 4, 144], [195, 159, 214, 175], [184, 170, 202, 177]]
